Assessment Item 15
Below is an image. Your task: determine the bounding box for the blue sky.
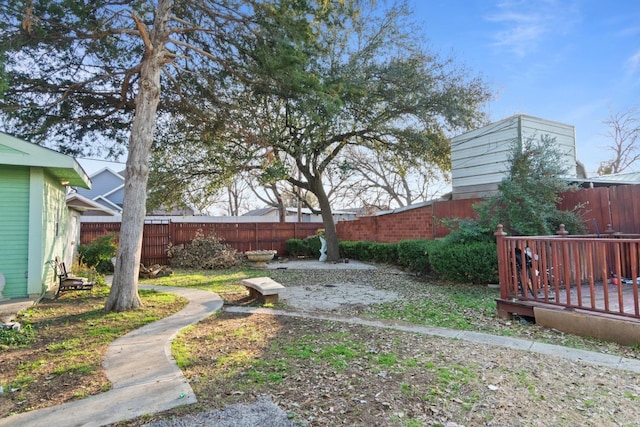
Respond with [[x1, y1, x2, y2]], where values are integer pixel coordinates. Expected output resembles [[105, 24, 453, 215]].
[[80, 1, 639, 178], [410, 0, 640, 175]]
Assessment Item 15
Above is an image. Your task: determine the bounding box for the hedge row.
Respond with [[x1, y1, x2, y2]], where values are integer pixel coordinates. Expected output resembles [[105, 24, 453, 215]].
[[285, 237, 498, 284]]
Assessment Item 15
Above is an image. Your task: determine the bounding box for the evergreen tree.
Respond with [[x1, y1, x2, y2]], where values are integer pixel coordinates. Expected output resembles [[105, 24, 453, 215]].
[[475, 135, 585, 236]]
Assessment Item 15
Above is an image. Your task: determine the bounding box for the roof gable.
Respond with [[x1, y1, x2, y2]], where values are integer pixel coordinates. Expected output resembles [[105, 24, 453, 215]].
[[90, 167, 125, 181], [0, 143, 28, 155], [0, 132, 91, 189], [76, 167, 124, 200], [66, 193, 118, 215]]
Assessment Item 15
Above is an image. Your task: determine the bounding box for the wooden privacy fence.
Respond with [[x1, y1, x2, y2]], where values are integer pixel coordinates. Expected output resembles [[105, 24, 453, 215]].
[[495, 224, 640, 321], [80, 221, 321, 266], [80, 185, 640, 267], [558, 185, 640, 235]]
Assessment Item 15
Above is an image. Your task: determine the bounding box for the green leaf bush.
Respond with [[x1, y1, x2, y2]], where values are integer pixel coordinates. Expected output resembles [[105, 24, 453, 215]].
[[338, 241, 360, 259], [78, 233, 118, 274], [289, 233, 499, 284], [368, 242, 398, 264], [396, 239, 442, 275], [429, 242, 498, 284], [285, 235, 324, 258], [285, 239, 308, 257], [306, 235, 322, 258]]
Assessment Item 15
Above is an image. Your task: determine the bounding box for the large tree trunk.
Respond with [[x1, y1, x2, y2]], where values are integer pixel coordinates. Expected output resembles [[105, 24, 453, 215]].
[[105, 1, 173, 312], [310, 177, 340, 261]]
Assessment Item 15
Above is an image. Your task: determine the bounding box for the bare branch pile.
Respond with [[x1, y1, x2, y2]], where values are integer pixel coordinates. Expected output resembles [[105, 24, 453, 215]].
[[166, 229, 241, 269]]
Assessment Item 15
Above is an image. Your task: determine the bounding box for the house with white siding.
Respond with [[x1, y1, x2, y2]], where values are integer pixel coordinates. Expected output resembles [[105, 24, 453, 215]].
[[243, 206, 356, 222], [450, 114, 586, 199], [0, 132, 91, 299]]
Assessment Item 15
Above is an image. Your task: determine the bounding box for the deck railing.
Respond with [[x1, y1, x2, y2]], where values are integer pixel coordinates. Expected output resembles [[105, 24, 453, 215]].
[[495, 224, 640, 320]]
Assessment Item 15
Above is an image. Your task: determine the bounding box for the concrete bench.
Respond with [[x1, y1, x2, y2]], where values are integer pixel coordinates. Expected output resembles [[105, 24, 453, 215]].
[[240, 277, 285, 303]]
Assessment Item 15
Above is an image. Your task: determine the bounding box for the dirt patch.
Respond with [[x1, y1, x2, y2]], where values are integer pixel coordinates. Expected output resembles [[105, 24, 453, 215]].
[[3, 268, 640, 426], [123, 268, 640, 426], [131, 311, 640, 426], [281, 281, 401, 311]]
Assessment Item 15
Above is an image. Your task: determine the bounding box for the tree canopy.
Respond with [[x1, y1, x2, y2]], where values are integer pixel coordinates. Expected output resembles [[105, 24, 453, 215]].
[[1, 0, 492, 297], [148, 1, 492, 260], [0, 0, 309, 310]]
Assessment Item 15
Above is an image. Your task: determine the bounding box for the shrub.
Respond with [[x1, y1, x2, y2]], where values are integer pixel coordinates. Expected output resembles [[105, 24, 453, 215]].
[[78, 233, 118, 274], [285, 236, 323, 258], [429, 242, 498, 284], [396, 239, 442, 275], [353, 241, 372, 261], [339, 241, 360, 259], [285, 239, 307, 257], [474, 135, 585, 236], [304, 235, 322, 258], [167, 229, 241, 269], [441, 218, 493, 244], [549, 209, 587, 235], [339, 241, 397, 263], [368, 242, 398, 264]]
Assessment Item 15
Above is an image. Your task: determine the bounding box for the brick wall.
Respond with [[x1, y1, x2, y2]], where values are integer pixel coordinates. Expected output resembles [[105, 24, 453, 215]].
[[337, 198, 481, 242], [336, 185, 640, 243]]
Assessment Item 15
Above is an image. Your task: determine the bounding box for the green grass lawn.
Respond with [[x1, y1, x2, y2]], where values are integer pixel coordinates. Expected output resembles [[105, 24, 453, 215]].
[[139, 268, 267, 294]]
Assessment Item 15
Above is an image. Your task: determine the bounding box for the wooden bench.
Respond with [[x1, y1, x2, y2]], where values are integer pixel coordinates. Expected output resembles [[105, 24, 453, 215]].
[[239, 277, 285, 303], [51, 257, 95, 299]]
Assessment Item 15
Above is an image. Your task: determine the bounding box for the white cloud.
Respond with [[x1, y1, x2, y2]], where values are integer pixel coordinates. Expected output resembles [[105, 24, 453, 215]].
[[485, 0, 579, 57], [627, 50, 640, 74]]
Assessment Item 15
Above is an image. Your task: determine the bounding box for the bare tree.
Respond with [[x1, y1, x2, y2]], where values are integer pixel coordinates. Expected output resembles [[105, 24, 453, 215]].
[[597, 109, 640, 175], [340, 146, 450, 209]]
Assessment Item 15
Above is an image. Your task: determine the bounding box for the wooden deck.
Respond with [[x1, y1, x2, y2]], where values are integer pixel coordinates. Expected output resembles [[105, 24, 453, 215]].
[[518, 281, 640, 319], [495, 225, 640, 323]]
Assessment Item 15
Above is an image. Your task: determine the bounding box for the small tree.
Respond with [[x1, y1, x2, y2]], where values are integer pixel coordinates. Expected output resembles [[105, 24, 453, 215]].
[[474, 135, 585, 236]]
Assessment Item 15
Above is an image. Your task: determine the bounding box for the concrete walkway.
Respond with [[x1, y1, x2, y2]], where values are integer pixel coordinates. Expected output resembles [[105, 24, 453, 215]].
[[0, 286, 223, 427], [2, 274, 640, 426]]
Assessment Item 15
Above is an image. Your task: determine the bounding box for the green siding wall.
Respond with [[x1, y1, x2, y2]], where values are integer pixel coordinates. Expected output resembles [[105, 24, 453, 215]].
[[0, 165, 29, 297], [41, 172, 69, 292]]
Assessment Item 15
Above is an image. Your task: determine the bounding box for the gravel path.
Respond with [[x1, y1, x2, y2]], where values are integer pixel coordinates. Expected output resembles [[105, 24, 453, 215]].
[[145, 395, 298, 427]]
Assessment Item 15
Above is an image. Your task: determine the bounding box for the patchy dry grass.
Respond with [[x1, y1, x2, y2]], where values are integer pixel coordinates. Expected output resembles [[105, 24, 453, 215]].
[[131, 311, 640, 426], [0, 284, 186, 417], [3, 267, 640, 426]]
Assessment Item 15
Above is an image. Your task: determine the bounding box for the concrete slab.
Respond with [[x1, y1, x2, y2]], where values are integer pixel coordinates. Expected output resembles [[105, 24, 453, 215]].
[[0, 298, 34, 323], [266, 259, 377, 270], [457, 331, 534, 352]]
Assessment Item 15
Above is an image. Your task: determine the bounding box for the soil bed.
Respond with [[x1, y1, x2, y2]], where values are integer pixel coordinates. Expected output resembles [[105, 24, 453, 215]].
[[124, 267, 640, 426]]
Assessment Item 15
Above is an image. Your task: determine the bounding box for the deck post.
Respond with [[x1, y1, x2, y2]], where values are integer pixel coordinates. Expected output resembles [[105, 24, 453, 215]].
[[556, 224, 568, 235], [494, 225, 508, 300]]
